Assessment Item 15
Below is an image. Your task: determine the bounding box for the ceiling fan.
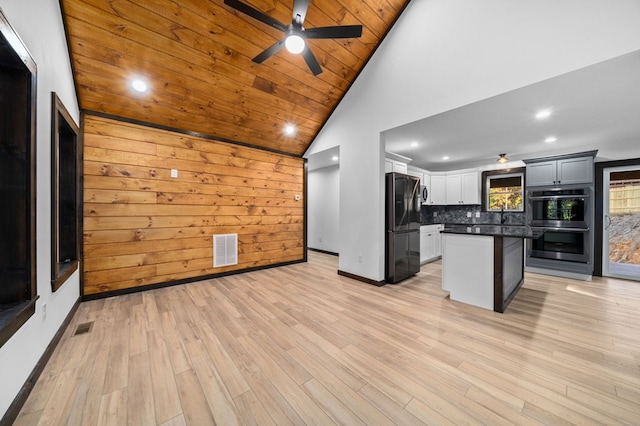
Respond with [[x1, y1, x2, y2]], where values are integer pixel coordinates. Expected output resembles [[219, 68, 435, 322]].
[[224, 0, 363, 75]]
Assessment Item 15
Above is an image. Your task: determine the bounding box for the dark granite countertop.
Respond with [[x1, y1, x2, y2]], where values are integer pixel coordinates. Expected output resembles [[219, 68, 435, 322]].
[[441, 224, 545, 238]]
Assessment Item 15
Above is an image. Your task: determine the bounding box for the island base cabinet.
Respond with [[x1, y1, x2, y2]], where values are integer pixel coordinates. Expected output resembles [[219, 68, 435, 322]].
[[502, 238, 524, 299], [442, 232, 527, 312], [442, 234, 494, 310]]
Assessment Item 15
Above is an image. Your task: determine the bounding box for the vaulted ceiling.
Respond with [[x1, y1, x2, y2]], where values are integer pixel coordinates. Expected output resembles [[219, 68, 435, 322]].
[[61, 0, 410, 156]]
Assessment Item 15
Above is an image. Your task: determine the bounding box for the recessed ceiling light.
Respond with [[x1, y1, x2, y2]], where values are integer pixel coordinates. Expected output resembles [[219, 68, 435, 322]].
[[535, 109, 552, 119], [442, 156, 450, 160], [284, 124, 296, 136], [332, 155, 339, 161], [410, 141, 419, 148], [131, 79, 148, 93], [545, 136, 557, 143]]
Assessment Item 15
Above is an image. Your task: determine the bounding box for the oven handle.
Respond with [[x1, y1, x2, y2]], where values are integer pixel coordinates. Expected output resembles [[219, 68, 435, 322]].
[[530, 226, 590, 233], [528, 194, 589, 200]]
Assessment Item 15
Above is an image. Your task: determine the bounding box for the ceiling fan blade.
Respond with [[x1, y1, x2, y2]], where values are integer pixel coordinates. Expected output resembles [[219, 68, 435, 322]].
[[292, 0, 310, 26], [252, 39, 286, 63], [224, 0, 287, 32], [304, 25, 363, 39], [301, 45, 323, 76]]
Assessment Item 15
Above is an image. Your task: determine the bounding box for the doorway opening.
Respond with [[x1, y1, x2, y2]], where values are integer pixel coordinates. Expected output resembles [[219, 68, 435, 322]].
[[603, 165, 640, 280], [306, 146, 340, 257]]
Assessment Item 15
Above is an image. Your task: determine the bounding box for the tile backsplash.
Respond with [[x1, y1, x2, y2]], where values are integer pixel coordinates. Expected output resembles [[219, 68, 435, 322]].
[[421, 205, 525, 226]]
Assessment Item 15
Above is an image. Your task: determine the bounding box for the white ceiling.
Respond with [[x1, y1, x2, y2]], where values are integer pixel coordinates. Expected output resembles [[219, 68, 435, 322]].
[[383, 49, 640, 172]]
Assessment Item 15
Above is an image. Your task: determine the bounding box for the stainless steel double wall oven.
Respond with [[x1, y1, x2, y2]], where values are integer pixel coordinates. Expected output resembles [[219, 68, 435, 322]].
[[527, 188, 591, 263]]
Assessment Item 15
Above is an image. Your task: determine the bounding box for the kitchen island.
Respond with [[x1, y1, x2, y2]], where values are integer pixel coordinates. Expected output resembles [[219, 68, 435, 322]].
[[441, 225, 545, 313]]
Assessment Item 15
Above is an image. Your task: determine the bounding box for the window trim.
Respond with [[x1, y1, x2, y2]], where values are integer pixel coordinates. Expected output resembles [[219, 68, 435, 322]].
[[0, 8, 38, 349], [481, 167, 526, 212], [50, 92, 79, 291]]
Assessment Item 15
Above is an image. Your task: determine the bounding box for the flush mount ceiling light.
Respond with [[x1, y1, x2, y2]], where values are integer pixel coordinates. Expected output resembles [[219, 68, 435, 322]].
[[131, 79, 148, 93], [545, 136, 557, 143], [535, 109, 552, 119], [284, 124, 296, 135], [331, 155, 339, 161], [442, 155, 450, 160], [497, 153, 509, 164], [410, 141, 419, 148]]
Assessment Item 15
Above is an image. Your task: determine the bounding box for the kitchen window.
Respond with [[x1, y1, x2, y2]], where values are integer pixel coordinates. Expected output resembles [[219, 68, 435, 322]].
[[482, 169, 525, 212]]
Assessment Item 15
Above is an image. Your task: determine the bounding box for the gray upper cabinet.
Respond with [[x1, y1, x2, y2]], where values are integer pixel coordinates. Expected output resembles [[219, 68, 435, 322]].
[[526, 153, 595, 187]]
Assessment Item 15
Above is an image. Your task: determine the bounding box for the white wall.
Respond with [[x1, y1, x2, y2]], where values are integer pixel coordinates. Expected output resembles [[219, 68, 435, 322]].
[[305, 0, 640, 281], [308, 165, 340, 253], [0, 0, 79, 418]]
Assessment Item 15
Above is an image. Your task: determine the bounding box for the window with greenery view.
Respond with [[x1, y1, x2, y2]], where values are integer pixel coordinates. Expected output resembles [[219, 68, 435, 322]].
[[486, 173, 524, 211]]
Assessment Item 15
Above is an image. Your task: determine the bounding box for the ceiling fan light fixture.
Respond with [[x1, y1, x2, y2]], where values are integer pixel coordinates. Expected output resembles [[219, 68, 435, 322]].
[[285, 34, 305, 54], [497, 153, 509, 164]]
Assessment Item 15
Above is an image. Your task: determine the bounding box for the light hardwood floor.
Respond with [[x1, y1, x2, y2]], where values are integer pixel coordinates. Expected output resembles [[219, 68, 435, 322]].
[[15, 252, 640, 425]]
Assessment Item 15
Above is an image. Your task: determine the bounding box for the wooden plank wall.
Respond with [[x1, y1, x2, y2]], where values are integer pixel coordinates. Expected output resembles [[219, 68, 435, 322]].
[[82, 115, 305, 295]]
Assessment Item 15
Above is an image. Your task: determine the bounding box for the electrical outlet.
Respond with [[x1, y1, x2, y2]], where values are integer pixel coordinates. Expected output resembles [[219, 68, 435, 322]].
[[433, 212, 437, 217], [466, 212, 472, 218], [358, 254, 363, 263], [475, 211, 481, 218], [42, 303, 47, 320], [170, 169, 178, 178], [318, 236, 322, 242]]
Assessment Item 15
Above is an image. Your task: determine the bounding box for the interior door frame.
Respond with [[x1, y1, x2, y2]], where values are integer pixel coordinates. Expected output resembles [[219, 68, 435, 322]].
[[594, 157, 640, 276]]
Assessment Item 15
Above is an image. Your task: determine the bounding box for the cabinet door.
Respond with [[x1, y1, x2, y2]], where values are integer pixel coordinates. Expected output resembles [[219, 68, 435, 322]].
[[420, 227, 428, 262], [557, 156, 593, 185], [393, 161, 407, 174], [425, 231, 436, 260], [526, 161, 557, 186], [446, 174, 462, 204], [384, 159, 394, 173], [461, 172, 479, 204], [430, 175, 446, 204], [434, 225, 442, 257]]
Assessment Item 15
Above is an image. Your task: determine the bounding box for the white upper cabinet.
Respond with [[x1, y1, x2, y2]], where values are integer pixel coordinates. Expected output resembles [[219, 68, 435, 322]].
[[384, 158, 394, 173], [526, 153, 595, 186], [461, 172, 480, 204], [445, 174, 462, 204], [385, 158, 408, 174], [446, 171, 479, 204], [394, 161, 408, 174], [430, 175, 447, 205]]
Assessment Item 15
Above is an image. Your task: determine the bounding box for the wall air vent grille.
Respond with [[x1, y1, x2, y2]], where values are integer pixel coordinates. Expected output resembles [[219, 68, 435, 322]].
[[213, 234, 238, 268]]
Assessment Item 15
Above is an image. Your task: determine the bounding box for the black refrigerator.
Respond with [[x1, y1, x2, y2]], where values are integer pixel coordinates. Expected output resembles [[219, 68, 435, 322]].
[[385, 172, 421, 284]]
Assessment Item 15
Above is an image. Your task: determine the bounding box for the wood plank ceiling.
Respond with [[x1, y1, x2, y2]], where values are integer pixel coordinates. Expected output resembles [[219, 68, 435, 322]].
[[61, 0, 410, 156]]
